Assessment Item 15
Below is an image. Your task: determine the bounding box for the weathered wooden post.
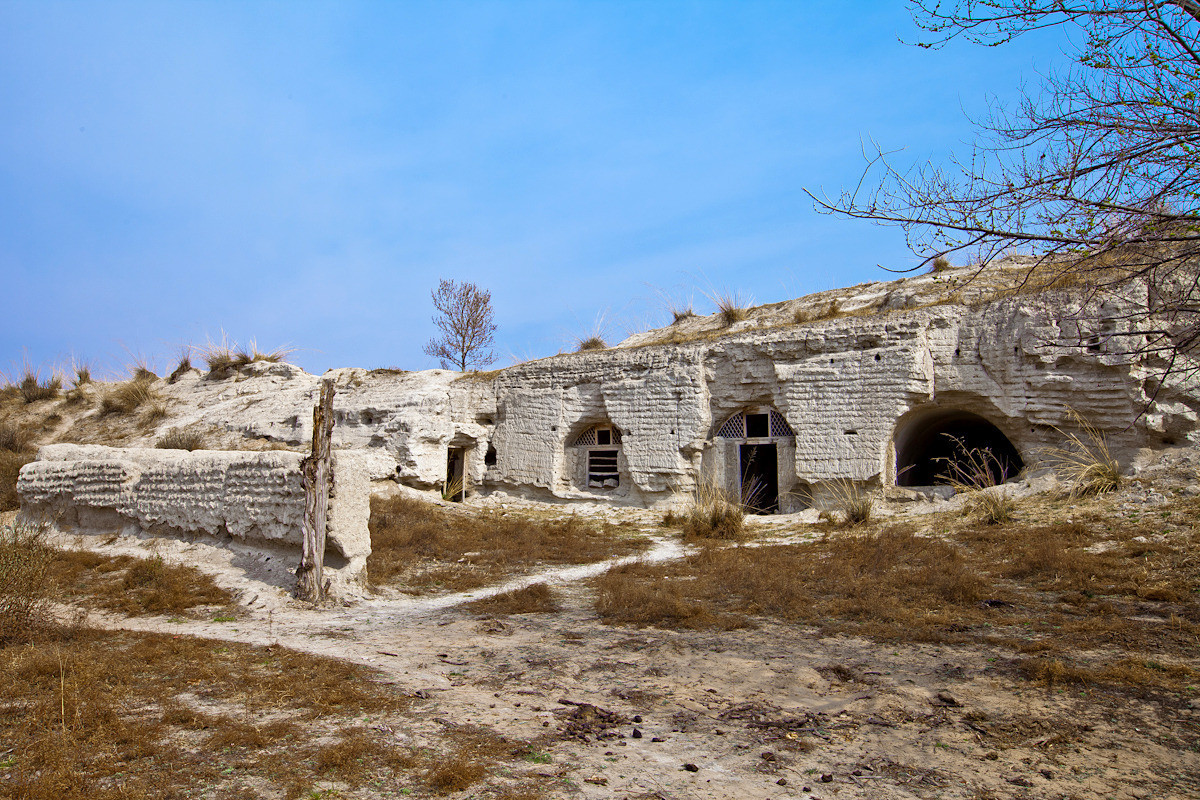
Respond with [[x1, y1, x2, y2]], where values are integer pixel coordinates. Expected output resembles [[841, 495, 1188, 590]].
[[295, 377, 335, 602]]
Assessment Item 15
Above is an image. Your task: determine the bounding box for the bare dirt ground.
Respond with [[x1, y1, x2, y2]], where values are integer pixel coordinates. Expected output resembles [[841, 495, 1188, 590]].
[[39, 491, 1198, 800]]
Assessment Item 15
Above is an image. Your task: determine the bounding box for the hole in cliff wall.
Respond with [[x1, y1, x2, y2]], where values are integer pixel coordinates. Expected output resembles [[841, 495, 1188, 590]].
[[894, 410, 1023, 487]]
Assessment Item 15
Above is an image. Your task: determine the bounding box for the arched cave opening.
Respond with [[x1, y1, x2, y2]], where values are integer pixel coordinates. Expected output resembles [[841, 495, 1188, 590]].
[[895, 410, 1024, 487]]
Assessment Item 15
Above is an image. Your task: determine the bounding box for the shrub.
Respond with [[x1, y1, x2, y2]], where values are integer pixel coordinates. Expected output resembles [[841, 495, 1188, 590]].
[[678, 479, 744, 540], [156, 428, 205, 451], [0, 450, 34, 512], [930, 255, 952, 272], [18, 369, 61, 403], [100, 376, 158, 416], [1042, 409, 1121, 496], [0, 421, 33, 454], [0, 520, 56, 644]]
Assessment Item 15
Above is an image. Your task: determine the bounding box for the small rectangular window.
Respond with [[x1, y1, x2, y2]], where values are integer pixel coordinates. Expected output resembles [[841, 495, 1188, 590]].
[[596, 428, 611, 446], [588, 449, 619, 488], [745, 413, 769, 438]]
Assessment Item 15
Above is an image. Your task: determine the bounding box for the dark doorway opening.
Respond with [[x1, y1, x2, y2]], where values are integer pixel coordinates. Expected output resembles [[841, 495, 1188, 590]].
[[740, 443, 778, 514], [445, 447, 466, 502], [895, 411, 1023, 487]]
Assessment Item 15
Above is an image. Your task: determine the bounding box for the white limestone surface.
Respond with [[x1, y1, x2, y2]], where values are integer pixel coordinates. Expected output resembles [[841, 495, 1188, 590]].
[[17, 444, 372, 590]]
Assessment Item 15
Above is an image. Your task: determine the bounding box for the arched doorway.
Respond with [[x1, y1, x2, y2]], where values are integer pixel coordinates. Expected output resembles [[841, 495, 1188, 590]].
[[714, 407, 796, 513], [894, 409, 1023, 487]]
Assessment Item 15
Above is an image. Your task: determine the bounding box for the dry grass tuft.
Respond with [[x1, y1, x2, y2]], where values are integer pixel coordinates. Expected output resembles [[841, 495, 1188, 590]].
[[167, 353, 193, 383], [368, 496, 647, 593], [939, 439, 1017, 524], [71, 363, 92, 388], [201, 337, 293, 379], [711, 290, 752, 326], [465, 582, 559, 615], [1041, 409, 1120, 496], [0, 420, 34, 454], [99, 375, 159, 416], [155, 428, 205, 451], [822, 479, 873, 526], [18, 369, 62, 403], [0, 453, 33, 512], [0, 521, 56, 645], [576, 335, 608, 352], [676, 479, 744, 540]]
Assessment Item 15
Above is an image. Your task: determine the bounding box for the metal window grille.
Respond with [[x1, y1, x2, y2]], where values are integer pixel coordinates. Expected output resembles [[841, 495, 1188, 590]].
[[715, 409, 795, 439], [716, 413, 745, 439], [769, 409, 796, 437], [572, 425, 621, 447]]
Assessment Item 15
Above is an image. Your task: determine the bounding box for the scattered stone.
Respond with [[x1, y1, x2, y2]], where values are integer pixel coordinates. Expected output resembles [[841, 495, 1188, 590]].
[[820, 774, 833, 783], [1040, 769, 1054, 779], [777, 778, 788, 786], [1007, 776, 1033, 787], [935, 691, 959, 707], [683, 763, 700, 772], [633, 715, 643, 723], [651, 737, 665, 742], [632, 728, 643, 739]]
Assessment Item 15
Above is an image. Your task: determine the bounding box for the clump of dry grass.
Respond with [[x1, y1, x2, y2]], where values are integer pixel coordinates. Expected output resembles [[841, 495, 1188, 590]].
[[1042, 409, 1120, 496], [155, 428, 205, 451], [71, 363, 92, 388], [200, 336, 293, 379], [367, 496, 647, 593], [939, 439, 1017, 524], [708, 289, 752, 326], [17, 368, 61, 404], [465, 582, 559, 615], [576, 335, 608, 352], [822, 479, 873, 526], [929, 255, 953, 272], [675, 479, 744, 539], [99, 375, 159, 416], [0, 521, 56, 645], [167, 353, 193, 384], [0, 422, 35, 512]]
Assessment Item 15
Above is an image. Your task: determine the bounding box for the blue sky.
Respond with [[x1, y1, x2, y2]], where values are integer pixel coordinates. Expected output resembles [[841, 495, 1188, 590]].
[[1, 1, 1063, 377]]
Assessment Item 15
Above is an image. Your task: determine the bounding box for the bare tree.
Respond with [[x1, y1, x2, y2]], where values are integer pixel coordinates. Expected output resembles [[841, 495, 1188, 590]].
[[423, 279, 497, 371], [807, 2, 1200, 380]]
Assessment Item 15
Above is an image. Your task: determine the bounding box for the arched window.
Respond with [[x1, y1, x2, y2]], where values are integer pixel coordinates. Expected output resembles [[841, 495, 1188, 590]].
[[572, 424, 622, 489], [715, 408, 795, 439]]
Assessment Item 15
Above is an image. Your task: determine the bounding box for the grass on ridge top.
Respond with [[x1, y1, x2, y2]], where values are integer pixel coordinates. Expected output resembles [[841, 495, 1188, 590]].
[[367, 495, 649, 594]]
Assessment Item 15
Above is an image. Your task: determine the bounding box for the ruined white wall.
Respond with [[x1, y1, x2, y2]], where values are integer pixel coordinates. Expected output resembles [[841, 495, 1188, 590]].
[[77, 264, 1197, 512], [16, 444, 373, 591]]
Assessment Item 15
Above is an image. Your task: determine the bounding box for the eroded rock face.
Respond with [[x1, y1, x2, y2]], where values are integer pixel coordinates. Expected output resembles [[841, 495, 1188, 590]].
[[17, 444, 372, 591], [18, 264, 1200, 521]]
